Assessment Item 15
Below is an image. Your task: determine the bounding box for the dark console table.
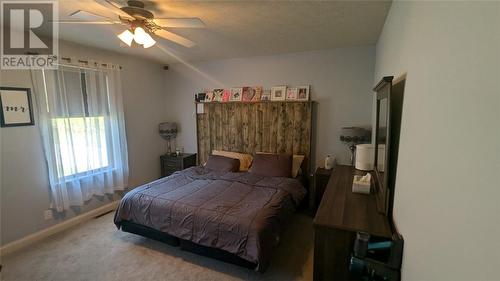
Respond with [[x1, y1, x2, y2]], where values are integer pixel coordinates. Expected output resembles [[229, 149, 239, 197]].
[[313, 167, 332, 214], [313, 165, 393, 280]]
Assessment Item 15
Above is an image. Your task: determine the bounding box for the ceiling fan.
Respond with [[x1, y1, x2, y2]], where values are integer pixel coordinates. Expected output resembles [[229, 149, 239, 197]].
[[57, 0, 205, 48]]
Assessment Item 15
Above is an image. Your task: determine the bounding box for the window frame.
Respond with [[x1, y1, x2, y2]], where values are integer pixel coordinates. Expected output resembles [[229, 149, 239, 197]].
[[50, 70, 113, 179]]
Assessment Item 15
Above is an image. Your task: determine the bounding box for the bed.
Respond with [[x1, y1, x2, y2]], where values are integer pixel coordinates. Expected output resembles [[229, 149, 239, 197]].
[[114, 165, 306, 271], [115, 101, 313, 271]]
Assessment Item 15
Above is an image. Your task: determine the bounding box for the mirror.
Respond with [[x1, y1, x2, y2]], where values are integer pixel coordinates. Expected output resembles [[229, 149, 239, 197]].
[[373, 76, 392, 215], [377, 98, 387, 174]]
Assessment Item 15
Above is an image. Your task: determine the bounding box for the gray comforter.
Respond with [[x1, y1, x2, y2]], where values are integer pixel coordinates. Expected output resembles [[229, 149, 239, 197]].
[[114, 166, 306, 270]]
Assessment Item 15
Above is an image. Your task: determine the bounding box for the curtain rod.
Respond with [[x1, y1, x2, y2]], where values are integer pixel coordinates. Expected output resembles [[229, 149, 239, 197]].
[[60, 57, 122, 70], [54, 62, 113, 71], [24, 51, 122, 70]]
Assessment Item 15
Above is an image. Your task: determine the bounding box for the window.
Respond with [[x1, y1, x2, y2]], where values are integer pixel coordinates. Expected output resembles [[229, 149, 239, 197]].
[[45, 70, 112, 179], [33, 63, 128, 211], [52, 116, 109, 177]]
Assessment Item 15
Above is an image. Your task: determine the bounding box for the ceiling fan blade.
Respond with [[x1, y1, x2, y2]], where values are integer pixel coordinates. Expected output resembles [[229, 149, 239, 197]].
[[153, 18, 205, 28], [54, 20, 119, 25], [94, 0, 133, 19], [69, 10, 113, 21], [155, 28, 196, 48]]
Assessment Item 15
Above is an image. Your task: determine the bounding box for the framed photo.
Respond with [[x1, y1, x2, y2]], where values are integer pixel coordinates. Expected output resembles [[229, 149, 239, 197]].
[[297, 85, 310, 101], [205, 91, 214, 102], [0, 87, 34, 127], [242, 87, 255, 102], [271, 86, 287, 101], [251, 86, 262, 102], [286, 87, 298, 100], [213, 89, 224, 102], [261, 90, 271, 101], [222, 89, 231, 102], [230, 88, 243, 102], [195, 92, 206, 102]]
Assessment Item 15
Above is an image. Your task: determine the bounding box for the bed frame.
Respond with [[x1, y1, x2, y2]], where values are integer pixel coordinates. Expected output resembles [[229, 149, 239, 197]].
[[121, 221, 259, 270]]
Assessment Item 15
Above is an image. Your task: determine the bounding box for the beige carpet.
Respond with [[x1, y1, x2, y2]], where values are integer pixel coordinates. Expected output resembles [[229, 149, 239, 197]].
[[1, 211, 313, 281]]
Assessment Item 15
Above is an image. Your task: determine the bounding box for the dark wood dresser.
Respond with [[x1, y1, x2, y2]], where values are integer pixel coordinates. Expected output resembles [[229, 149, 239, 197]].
[[313, 165, 393, 281], [160, 153, 197, 177], [313, 167, 333, 213]]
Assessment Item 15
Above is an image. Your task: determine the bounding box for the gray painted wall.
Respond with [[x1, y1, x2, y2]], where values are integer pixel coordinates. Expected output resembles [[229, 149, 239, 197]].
[[374, 1, 500, 280], [164, 46, 376, 167], [0, 40, 167, 245]]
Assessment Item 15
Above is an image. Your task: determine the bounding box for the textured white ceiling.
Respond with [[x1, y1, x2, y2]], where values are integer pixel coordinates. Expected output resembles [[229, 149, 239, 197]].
[[57, 0, 392, 63]]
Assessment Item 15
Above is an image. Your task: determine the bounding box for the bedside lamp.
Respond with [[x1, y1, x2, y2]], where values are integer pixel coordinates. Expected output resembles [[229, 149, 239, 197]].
[[159, 122, 178, 155], [340, 127, 370, 166]]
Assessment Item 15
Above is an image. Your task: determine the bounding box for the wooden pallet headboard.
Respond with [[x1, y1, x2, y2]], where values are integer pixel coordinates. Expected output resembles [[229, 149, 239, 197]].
[[196, 101, 313, 173]]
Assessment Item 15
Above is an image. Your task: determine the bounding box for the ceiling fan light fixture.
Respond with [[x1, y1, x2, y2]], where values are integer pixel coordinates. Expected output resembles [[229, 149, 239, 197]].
[[142, 33, 156, 48], [117, 29, 134, 46], [133, 26, 147, 45]]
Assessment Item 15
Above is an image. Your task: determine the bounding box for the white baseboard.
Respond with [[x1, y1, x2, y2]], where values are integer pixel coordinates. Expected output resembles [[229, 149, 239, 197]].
[[0, 200, 119, 257]]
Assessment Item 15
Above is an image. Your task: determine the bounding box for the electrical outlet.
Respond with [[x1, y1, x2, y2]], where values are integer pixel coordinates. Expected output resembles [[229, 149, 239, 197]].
[[44, 209, 53, 220]]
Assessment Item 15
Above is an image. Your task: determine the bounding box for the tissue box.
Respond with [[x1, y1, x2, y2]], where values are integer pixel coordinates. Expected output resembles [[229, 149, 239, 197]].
[[352, 175, 371, 194]]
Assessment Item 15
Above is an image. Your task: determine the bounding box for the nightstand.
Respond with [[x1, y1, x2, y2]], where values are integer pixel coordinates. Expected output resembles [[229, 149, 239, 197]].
[[313, 167, 333, 212], [160, 153, 197, 177]]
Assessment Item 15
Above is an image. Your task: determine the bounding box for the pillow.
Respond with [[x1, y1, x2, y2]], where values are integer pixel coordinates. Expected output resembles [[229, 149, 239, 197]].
[[212, 150, 253, 171], [249, 153, 293, 177], [205, 154, 240, 172], [292, 155, 305, 178], [256, 152, 305, 178]]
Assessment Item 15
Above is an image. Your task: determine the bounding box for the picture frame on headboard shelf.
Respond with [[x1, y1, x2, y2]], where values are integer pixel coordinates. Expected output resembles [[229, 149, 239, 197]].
[[222, 89, 231, 102], [205, 91, 214, 102], [286, 87, 298, 100], [271, 86, 287, 101], [195, 92, 206, 102], [242, 87, 255, 102], [261, 90, 271, 101], [230, 88, 243, 102], [297, 85, 310, 101], [213, 89, 224, 102], [251, 86, 262, 102], [0, 87, 35, 127]]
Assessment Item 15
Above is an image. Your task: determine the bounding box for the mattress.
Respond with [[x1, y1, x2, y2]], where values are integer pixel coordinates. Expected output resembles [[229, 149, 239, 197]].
[[114, 166, 306, 271]]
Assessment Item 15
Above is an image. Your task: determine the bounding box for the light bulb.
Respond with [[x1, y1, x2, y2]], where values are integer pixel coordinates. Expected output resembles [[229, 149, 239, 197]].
[[142, 32, 156, 48], [133, 27, 147, 44], [117, 29, 134, 46]]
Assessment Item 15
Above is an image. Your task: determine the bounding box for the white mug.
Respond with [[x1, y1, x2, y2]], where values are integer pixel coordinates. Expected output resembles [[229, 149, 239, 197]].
[[325, 155, 334, 170]]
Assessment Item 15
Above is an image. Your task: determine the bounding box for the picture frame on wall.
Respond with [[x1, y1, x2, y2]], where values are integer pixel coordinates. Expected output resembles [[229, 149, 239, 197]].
[[271, 86, 287, 101], [230, 87, 243, 102], [297, 85, 310, 101], [0, 87, 35, 127]]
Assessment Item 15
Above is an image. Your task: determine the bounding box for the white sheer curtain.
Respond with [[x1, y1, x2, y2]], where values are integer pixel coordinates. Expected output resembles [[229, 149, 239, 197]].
[[31, 61, 128, 212]]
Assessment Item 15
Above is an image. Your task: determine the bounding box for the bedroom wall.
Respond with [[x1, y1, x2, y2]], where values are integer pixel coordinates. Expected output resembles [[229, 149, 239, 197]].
[[164, 46, 375, 168], [374, 1, 500, 280], [0, 40, 167, 245]]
